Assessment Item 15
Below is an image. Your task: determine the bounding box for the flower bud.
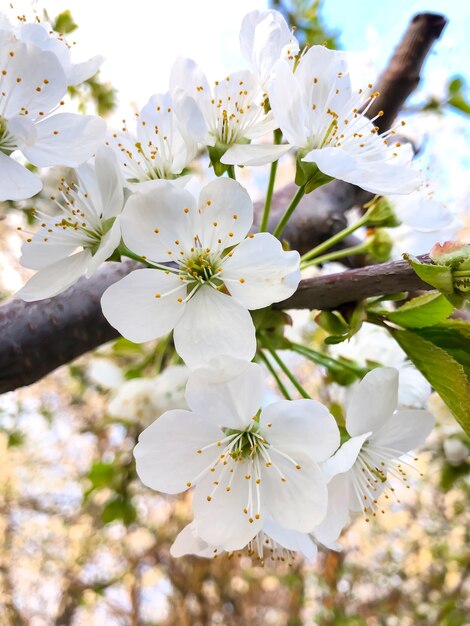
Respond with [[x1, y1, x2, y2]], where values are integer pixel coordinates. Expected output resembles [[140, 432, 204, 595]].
[[365, 229, 393, 262], [363, 197, 401, 228]]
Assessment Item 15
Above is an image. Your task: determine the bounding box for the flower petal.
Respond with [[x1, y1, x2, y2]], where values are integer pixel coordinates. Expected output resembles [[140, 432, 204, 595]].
[[0, 151, 42, 201], [101, 268, 186, 343], [222, 233, 300, 309], [121, 182, 197, 261], [260, 398, 340, 464], [263, 519, 317, 560], [313, 473, 350, 547], [94, 146, 124, 219], [173, 287, 256, 368], [0, 42, 66, 118], [134, 408, 223, 494], [23, 113, 106, 167], [346, 367, 399, 437], [68, 55, 104, 86], [372, 408, 434, 454], [321, 432, 371, 483], [185, 357, 265, 429], [197, 178, 253, 251], [262, 454, 328, 531], [16, 249, 90, 301], [221, 143, 291, 166], [193, 462, 263, 550], [170, 521, 220, 558], [268, 59, 307, 147]]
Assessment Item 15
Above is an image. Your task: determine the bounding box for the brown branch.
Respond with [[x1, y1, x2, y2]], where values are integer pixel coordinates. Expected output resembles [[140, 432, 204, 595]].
[[0, 13, 446, 393], [276, 255, 431, 310]]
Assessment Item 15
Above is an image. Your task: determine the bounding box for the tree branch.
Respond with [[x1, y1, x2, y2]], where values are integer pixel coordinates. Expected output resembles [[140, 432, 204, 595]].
[[0, 13, 446, 393]]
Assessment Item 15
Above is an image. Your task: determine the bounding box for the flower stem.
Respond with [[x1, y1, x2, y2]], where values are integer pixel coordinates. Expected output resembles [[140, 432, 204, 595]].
[[226, 164, 236, 180], [118, 244, 157, 268], [272, 185, 305, 239], [300, 242, 368, 269], [300, 214, 368, 263], [258, 351, 292, 400], [260, 129, 282, 232], [266, 348, 311, 399], [289, 341, 364, 376]]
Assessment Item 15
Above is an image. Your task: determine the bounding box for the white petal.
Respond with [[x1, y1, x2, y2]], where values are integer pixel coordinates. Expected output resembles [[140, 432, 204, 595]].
[[170, 522, 219, 558], [303, 147, 420, 195], [68, 55, 104, 86], [197, 178, 253, 251], [121, 182, 197, 261], [262, 454, 328, 531], [94, 146, 124, 218], [346, 368, 399, 437], [268, 59, 307, 147], [222, 233, 300, 309], [0, 151, 42, 201], [23, 113, 106, 167], [16, 249, 90, 301], [372, 408, 434, 454], [134, 408, 223, 494], [173, 287, 256, 368], [20, 235, 78, 270], [221, 143, 291, 166], [321, 432, 370, 482], [101, 269, 186, 343], [313, 473, 350, 547], [7, 115, 36, 149], [240, 10, 298, 84], [263, 520, 317, 560], [0, 42, 65, 118], [86, 216, 122, 276], [193, 462, 263, 550], [185, 357, 265, 429], [260, 399, 340, 464]]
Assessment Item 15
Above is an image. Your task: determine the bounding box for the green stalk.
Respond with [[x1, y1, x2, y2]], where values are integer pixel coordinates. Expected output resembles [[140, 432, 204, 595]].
[[289, 342, 364, 376], [266, 348, 311, 399], [260, 129, 282, 232], [300, 242, 368, 269], [272, 185, 306, 239], [300, 214, 368, 263], [257, 351, 292, 400]]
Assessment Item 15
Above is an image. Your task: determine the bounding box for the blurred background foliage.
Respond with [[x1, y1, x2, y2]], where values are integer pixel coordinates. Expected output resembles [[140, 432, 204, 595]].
[[0, 1, 469, 625]]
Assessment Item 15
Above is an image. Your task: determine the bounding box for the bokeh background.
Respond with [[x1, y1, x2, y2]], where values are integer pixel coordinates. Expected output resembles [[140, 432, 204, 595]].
[[1, 1, 470, 624]]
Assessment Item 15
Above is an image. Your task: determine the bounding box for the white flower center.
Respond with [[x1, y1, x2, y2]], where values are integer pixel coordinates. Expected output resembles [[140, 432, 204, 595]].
[[187, 421, 302, 525], [205, 77, 267, 146], [0, 116, 17, 154]]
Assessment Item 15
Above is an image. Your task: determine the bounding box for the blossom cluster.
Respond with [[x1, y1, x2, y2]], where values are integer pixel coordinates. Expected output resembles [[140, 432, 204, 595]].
[[6, 8, 439, 562]]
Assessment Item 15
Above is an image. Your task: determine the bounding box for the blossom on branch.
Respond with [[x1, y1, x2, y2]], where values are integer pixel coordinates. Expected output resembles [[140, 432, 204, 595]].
[[101, 177, 300, 367], [17, 147, 124, 301], [134, 357, 340, 551], [0, 40, 106, 200]]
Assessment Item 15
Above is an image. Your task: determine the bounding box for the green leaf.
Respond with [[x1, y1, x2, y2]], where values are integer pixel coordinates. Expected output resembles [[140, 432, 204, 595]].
[[87, 462, 116, 489], [53, 10, 78, 34], [101, 496, 137, 526], [393, 328, 470, 436], [405, 255, 454, 293], [385, 292, 454, 328]]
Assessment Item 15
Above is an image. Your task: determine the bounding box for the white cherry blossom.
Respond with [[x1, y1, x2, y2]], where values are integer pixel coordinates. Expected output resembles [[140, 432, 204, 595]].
[[0, 40, 106, 201], [239, 9, 299, 86], [134, 357, 340, 551], [322, 368, 434, 528], [170, 58, 287, 166], [17, 147, 124, 301], [225, 45, 419, 193], [108, 92, 197, 189], [0, 12, 104, 86], [101, 178, 300, 368]]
